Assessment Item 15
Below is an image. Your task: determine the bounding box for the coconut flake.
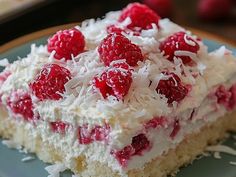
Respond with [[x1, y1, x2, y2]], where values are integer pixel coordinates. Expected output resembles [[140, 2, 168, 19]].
[[229, 161, 236, 166], [65, 77, 80, 96], [21, 156, 35, 162], [0, 58, 9, 67], [197, 62, 207, 75], [116, 17, 131, 28], [109, 59, 127, 66], [72, 175, 79, 177], [184, 34, 196, 47], [19, 148, 28, 154], [174, 50, 198, 62], [202, 152, 211, 157], [210, 46, 233, 58], [214, 46, 226, 57], [141, 23, 159, 38], [206, 145, 236, 156], [159, 18, 185, 37], [48, 50, 56, 62], [180, 62, 196, 84], [45, 163, 67, 177], [213, 152, 221, 159], [149, 73, 166, 90]]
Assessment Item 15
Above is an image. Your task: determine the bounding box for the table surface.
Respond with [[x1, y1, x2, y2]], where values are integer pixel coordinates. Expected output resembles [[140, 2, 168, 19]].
[[0, 0, 235, 45]]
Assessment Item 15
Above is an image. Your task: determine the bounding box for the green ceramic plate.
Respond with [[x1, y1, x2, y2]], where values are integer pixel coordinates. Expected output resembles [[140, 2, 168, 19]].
[[0, 34, 236, 177]]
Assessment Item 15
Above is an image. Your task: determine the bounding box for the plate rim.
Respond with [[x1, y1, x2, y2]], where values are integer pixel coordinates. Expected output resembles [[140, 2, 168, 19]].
[[0, 23, 236, 54]]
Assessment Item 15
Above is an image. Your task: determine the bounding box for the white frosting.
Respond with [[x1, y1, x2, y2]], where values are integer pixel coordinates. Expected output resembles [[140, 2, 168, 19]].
[[1, 10, 236, 176]]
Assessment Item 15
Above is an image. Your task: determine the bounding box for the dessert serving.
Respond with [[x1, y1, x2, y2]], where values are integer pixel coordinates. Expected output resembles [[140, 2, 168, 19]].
[[1, 2, 236, 177]]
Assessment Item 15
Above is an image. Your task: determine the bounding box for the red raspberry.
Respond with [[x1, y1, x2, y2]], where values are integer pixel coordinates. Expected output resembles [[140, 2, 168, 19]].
[[107, 25, 124, 35], [215, 85, 231, 106], [78, 124, 92, 144], [93, 63, 132, 100], [119, 2, 160, 31], [7, 90, 34, 121], [106, 25, 141, 36], [112, 146, 133, 166], [143, 0, 173, 18], [111, 61, 131, 70], [131, 133, 150, 155], [91, 124, 110, 141], [159, 32, 200, 65], [156, 72, 188, 104], [113, 133, 150, 166], [144, 116, 167, 129], [170, 120, 180, 139], [78, 124, 110, 144], [98, 33, 144, 66], [30, 64, 71, 101], [215, 84, 236, 110], [47, 28, 85, 60], [229, 84, 236, 110], [189, 109, 195, 120], [198, 0, 232, 21], [50, 121, 69, 134]]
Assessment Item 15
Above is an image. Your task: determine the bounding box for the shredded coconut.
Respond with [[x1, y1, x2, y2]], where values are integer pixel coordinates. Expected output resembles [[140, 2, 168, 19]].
[[19, 148, 28, 154], [174, 50, 198, 62], [229, 161, 236, 166], [183, 34, 196, 47], [21, 156, 35, 162], [45, 163, 67, 177], [213, 151, 221, 159], [206, 145, 236, 156], [202, 152, 211, 157], [0, 58, 9, 67], [214, 46, 226, 57], [140, 24, 159, 38], [197, 62, 207, 75]]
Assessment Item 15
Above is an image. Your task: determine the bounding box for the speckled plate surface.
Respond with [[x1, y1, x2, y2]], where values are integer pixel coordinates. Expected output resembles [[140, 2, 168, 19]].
[[0, 25, 236, 177]]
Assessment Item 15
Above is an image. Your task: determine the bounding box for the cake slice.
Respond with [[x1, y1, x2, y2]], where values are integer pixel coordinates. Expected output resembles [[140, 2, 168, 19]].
[[1, 2, 236, 177]]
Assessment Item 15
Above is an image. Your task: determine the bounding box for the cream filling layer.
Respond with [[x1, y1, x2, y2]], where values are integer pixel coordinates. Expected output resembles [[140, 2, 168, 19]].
[[1, 88, 229, 177]]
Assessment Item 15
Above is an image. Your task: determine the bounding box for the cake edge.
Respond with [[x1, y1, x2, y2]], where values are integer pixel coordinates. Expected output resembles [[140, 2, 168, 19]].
[[0, 106, 236, 177]]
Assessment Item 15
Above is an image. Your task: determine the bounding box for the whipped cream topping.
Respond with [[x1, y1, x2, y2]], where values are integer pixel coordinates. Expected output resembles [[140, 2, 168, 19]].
[[1, 10, 236, 176]]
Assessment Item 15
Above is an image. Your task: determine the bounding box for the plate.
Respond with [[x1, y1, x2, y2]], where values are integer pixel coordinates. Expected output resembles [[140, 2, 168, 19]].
[[0, 25, 236, 177]]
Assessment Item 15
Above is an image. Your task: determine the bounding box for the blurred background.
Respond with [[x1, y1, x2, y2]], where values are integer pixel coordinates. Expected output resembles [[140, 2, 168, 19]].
[[0, 0, 235, 45]]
